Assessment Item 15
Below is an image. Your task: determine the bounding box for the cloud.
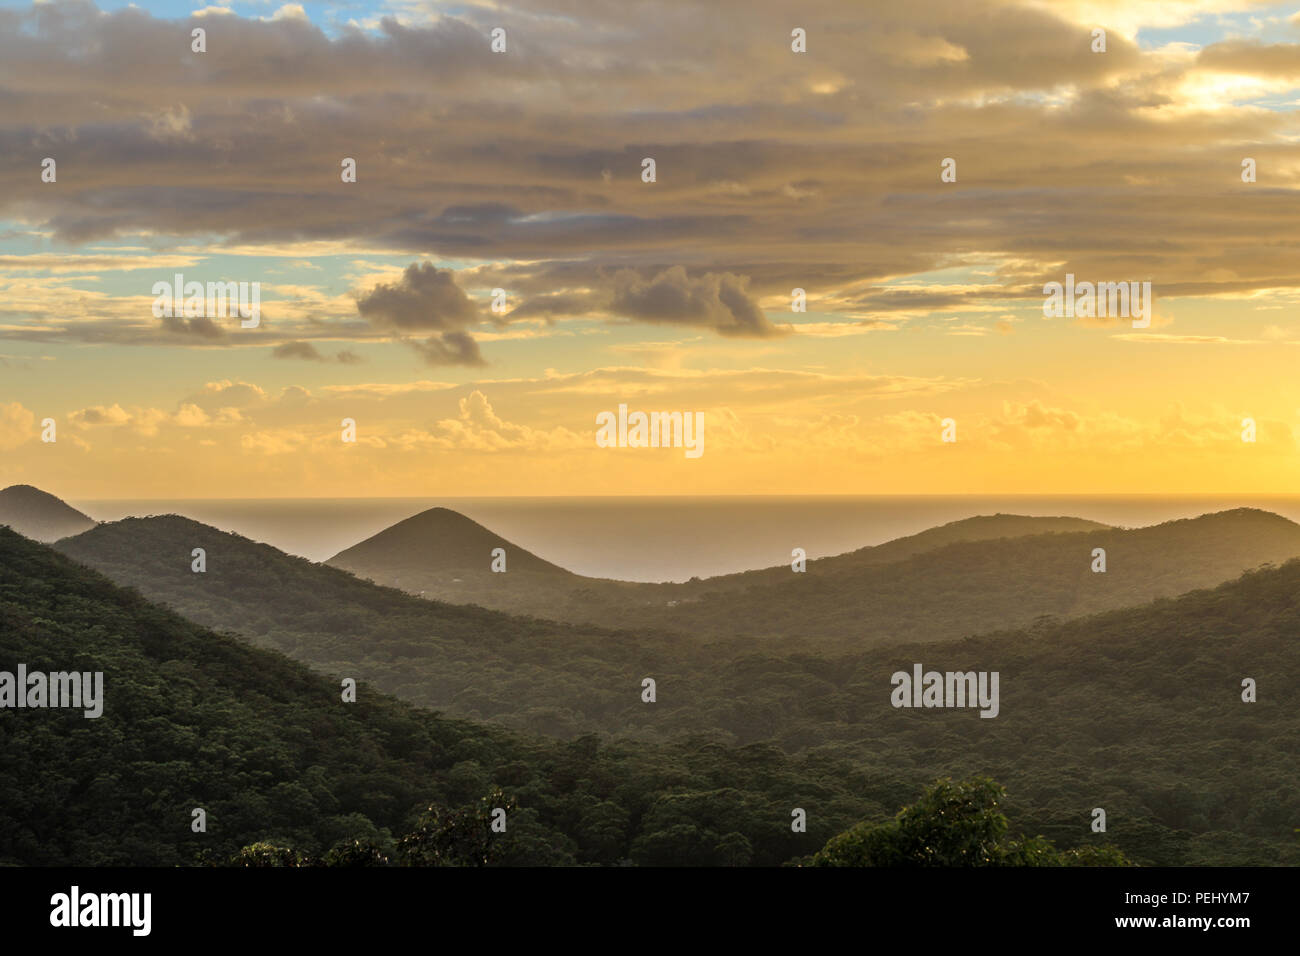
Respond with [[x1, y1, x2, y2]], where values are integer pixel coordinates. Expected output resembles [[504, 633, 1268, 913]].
[[272, 340, 324, 361], [1010, 399, 1082, 432], [265, 4, 307, 23], [320, 380, 457, 399], [609, 266, 783, 338], [1113, 332, 1264, 345], [174, 403, 211, 427], [355, 262, 480, 332], [161, 315, 226, 339], [68, 403, 169, 436], [0, 254, 202, 273], [186, 380, 269, 412], [355, 263, 487, 365], [240, 431, 305, 456], [147, 104, 195, 142], [787, 320, 897, 336], [66, 401, 242, 435], [407, 330, 487, 367], [0, 402, 35, 451], [505, 292, 604, 321], [68, 404, 134, 427], [1, 0, 1299, 348], [429, 390, 585, 452]]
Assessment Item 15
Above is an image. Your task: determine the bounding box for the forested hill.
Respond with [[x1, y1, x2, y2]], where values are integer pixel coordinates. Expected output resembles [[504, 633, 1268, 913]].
[[324, 511, 1111, 620], [57, 513, 593, 642], [328, 505, 578, 591], [0, 524, 880, 866], [54, 514, 692, 737], [1, 521, 472, 864], [648, 513, 1113, 591], [318, 507, 1300, 641], [54, 510, 1300, 747], [0, 484, 96, 542], [12, 522, 1300, 865], [601, 508, 1300, 645]]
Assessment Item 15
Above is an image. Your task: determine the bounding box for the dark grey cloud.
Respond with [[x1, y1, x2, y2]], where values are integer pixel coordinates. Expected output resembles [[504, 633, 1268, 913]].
[[354, 262, 489, 365], [161, 315, 225, 339], [608, 266, 782, 337], [407, 330, 487, 367], [505, 291, 605, 321], [271, 340, 324, 361], [272, 341, 369, 363], [355, 262, 481, 331]]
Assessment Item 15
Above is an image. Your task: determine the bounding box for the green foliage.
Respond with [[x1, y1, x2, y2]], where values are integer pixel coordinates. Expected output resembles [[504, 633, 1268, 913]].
[[230, 842, 315, 867], [9, 514, 1299, 867], [396, 788, 517, 866], [323, 838, 390, 867], [0, 527, 545, 865], [810, 777, 1131, 867]]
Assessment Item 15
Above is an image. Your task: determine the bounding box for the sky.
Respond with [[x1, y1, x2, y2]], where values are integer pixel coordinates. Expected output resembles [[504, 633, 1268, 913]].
[[1, 0, 1299, 497]]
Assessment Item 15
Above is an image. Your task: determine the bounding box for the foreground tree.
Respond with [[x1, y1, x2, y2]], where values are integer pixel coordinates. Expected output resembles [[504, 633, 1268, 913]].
[[395, 788, 518, 867], [810, 776, 1131, 867]]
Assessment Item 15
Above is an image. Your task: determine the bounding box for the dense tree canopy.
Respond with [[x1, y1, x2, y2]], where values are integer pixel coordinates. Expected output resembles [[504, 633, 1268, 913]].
[[5, 511, 1296, 866], [810, 777, 1131, 867], [42, 515, 1300, 865]]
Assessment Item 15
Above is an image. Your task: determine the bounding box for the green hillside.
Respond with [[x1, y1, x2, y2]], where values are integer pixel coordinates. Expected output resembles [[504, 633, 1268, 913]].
[[325, 511, 1111, 622], [56, 514, 690, 738], [322, 508, 1300, 647], [45, 513, 1300, 866], [602, 508, 1300, 645], [0, 524, 882, 865]]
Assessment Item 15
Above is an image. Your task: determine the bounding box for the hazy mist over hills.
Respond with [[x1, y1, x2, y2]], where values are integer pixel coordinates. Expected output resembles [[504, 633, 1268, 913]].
[[65, 494, 1300, 578], [328, 507, 579, 598], [318, 505, 1300, 638], [43, 485, 1300, 643], [0, 484, 97, 542]]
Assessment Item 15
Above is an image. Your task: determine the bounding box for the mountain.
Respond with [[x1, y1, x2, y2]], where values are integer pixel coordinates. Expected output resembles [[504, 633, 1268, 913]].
[[326, 511, 1112, 621], [42, 514, 1300, 865], [327, 506, 580, 605], [0, 522, 501, 864], [0, 524, 885, 866], [0, 484, 96, 542], [58, 512, 1151, 739], [331, 507, 575, 578], [600, 508, 1300, 645], [56, 514, 691, 739], [636, 513, 1113, 594], [57, 510, 1300, 724], [329, 506, 1300, 644]]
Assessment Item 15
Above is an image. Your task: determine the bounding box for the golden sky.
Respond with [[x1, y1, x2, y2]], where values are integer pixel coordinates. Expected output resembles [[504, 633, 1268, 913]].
[[1, 0, 1298, 496]]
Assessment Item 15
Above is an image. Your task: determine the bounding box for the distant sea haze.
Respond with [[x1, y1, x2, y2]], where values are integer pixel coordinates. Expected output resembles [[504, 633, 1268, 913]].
[[71, 495, 1300, 583]]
